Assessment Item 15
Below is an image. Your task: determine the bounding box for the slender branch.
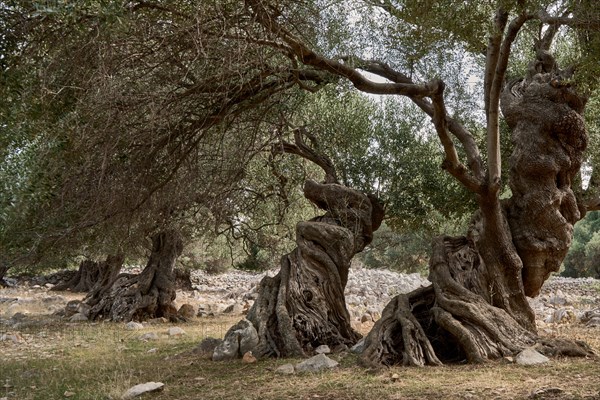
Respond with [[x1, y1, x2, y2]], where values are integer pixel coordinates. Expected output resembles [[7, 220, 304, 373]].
[[430, 82, 484, 193], [345, 57, 485, 188], [487, 12, 532, 192], [274, 127, 338, 184], [585, 196, 600, 212], [484, 9, 508, 118]]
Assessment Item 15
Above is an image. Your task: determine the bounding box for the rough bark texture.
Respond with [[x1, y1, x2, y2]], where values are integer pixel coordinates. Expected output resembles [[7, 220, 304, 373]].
[[0, 264, 9, 287], [246, 180, 384, 358], [51, 259, 102, 292], [361, 61, 594, 366], [87, 230, 183, 322], [84, 254, 125, 307]]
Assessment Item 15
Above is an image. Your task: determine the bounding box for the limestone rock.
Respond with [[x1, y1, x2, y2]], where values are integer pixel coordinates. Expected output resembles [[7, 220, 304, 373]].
[[212, 319, 258, 361], [122, 382, 164, 399], [193, 337, 222, 359], [168, 327, 186, 337], [139, 332, 159, 341], [315, 345, 331, 354], [295, 353, 338, 373], [275, 364, 295, 375], [125, 322, 144, 330], [69, 313, 88, 322], [350, 338, 366, 354], [515, 348, 550, 366], [177, 304, 195, 319]]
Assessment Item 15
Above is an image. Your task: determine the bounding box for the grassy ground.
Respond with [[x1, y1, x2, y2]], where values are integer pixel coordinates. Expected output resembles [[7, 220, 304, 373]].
[[1, 315, 599, 400]]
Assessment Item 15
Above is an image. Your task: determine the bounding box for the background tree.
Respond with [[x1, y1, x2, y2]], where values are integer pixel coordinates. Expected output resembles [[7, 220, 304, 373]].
[[562, 211, 600, 278]]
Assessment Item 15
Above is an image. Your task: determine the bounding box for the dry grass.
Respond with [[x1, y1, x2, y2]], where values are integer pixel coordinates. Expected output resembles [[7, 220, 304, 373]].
[[1, 313, 599, 400]]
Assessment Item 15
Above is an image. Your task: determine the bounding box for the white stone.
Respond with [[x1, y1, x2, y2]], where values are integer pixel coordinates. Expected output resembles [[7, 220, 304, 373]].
[[122, 382, 164, 399], [515, 348, 550, 366], [139, 332, 159, 341], [315, 345, 331, 354], [275, 364, 295, 375], [168, 327, 186, 336], [69, 313, 88, 322], [295, 353, 338, 373], [126, 322, 144, 330]]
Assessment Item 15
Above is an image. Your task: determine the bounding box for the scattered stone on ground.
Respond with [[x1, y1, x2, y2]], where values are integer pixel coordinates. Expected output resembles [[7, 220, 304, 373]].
[[126, 321, 144, 330], [242, 351, 257, 364], [275, 363, 295, 375], [167, 327, 186, 337], [177, 304, 195, 319], [139, 332, 159, 341], [212, 319, 258, 361], [315, 345, 331, 354], [515, 348, 550, 366], [295, 353, 339, 373], [122, 382, 165, 399]]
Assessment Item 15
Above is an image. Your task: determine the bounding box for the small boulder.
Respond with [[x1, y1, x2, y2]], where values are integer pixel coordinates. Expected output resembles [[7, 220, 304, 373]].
[[275, 364, 295, 375], [360, 313, 372, 323], [139, 332, 159, 341], [64, 300, 81, 317], [242, 351, 257, 364], [122, 382, 164, 399], [350, 338, 366, 354], [125, 322, 144, 330], [168, 327, 186, 337], [295, 353, 338, 373], [177, 304, 195, 319], [315, 345, 331, 354], [192, 337, 222, 359], [212, 319, 258, 361], [69, 313, 88, 322], [515, 348, 550, 366]]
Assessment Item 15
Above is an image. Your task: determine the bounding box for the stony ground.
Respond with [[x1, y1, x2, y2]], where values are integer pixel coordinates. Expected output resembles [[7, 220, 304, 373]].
[[1, 266, 599, 400]]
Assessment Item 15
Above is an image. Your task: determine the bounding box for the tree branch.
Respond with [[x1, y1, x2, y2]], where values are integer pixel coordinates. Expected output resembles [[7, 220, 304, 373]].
[[274, 127, 338, 184], [344, 57, 485, 190]]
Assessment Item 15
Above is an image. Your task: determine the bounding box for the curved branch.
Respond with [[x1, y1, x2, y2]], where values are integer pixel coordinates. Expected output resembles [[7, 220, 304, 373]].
[[274, 127, 338, 184]]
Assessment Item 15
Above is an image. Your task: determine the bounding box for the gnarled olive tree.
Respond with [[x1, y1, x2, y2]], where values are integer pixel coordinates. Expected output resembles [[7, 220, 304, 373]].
[[245, 130, 384, 357], [245, 0, 599, 364]]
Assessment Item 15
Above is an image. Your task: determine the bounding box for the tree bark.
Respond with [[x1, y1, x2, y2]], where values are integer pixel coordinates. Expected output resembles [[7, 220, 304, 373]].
[[87, 230, 183, 322], [0, 263, 10, 287], [246, 180, 384, 357], [51, 259, 102, 292], [361, 62, 594, 366], [84, 254, 125, 307]]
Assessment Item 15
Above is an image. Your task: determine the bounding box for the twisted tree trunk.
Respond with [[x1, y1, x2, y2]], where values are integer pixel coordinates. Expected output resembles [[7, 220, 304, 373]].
[[87, 230, 183, 322], [84, 254, 125, 307], [361, 63, 594, 366], [246, 180, 384, 357], [52, 259, 102, 292]]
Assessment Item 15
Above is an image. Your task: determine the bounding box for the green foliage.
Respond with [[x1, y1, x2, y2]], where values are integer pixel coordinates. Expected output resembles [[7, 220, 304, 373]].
[[562, 211, 600, 278], [297, 88, 476, 232]]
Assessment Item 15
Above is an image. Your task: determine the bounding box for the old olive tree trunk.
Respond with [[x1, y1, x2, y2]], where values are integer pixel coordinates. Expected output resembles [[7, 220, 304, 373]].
[[87, 230, 183, 322], [361, 58, 594, 366], [246, 180, 384, 357]]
